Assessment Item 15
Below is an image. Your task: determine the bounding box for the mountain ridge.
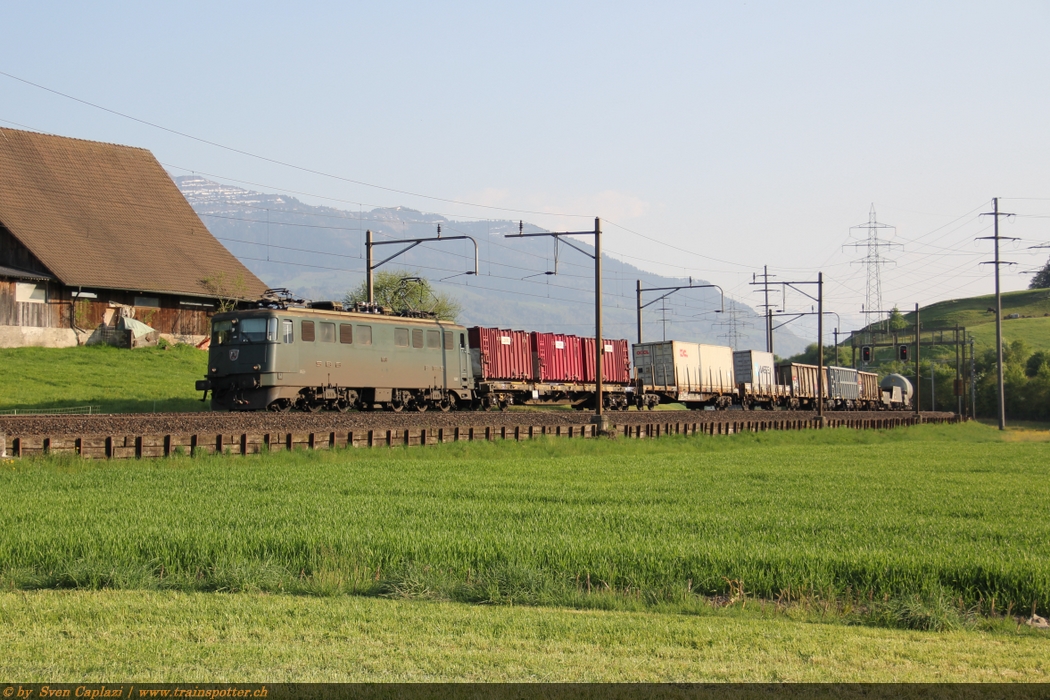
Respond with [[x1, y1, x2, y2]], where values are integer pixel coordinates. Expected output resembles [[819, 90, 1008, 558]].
[[175, 175, 808, 354]]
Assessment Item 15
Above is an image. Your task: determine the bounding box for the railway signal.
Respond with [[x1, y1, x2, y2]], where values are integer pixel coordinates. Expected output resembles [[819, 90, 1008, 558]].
[[898, 344, 908, 361], [861, 346, 872, 363]]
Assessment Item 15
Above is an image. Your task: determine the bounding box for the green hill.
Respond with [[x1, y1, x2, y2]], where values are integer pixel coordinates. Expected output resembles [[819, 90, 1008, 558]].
[[904, 288, 1050, 351]]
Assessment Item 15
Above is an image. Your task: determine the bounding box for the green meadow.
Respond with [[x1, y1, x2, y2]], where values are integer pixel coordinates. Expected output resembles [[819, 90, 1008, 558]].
[[1, 422, 1048, 680], [2, 422, 1047, 626], [0, 343, 208, 413]]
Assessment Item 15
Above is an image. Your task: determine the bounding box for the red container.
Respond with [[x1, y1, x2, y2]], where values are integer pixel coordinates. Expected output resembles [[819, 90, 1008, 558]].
[[468, 327, 533, 381], [530, 332, 583, 382], [580, 337, 631, 385]]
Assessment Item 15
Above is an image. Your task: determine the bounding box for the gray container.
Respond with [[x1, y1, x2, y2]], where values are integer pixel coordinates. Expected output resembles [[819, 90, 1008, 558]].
[[733, 350, 776, 392], [826, 366, 860, 402]]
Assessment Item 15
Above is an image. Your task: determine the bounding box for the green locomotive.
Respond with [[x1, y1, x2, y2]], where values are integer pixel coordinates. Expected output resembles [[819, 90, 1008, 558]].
[[196, 304, 473, 412]]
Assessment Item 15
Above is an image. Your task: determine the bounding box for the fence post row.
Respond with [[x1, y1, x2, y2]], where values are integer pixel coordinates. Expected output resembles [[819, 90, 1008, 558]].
[[0, 413, 956, 459]]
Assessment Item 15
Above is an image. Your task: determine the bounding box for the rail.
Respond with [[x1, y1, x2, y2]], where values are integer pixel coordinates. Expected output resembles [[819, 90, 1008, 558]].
[[0, 414, 961, 459]]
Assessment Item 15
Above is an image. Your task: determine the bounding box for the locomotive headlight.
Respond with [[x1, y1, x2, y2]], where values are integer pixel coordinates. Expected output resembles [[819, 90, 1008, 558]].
[[210, 367, 217, 373], [253, 364, 261, 370]]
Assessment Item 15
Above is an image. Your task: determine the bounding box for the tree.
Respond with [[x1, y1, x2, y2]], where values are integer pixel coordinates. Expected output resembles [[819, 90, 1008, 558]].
[[199, 272, 249, 313], [1029, 256, 1050, 290], [888, 306, 909, 330], [344, 270, 462, 321]]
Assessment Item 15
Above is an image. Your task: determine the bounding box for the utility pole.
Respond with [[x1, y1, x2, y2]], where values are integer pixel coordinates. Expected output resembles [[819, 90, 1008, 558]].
[[979, 198, 1017, 430], [366, 229, 374, 304], [914, 303, 920, 417], [507, 218, 607, 428], [636, 280, 725, 345], [752, 266, 776, 354], [756, 274, 824, 419], [365, 226, 479, 305], [817, 272, 824, 421]]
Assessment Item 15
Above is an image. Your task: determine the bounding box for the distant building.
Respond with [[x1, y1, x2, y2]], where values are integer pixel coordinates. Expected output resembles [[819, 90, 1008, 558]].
[[0, 127, 267, 347]]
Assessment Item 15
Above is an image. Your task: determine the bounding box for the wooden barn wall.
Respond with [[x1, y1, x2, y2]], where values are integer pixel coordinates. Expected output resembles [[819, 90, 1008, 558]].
[[0, 279, 59, 328], [57, 289, 213, 336], [0, 225, 51, 275]]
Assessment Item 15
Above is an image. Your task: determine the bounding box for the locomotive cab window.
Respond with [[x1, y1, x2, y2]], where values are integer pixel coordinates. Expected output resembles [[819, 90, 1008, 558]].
[[358, 325, 372, 345], [282, 319, 294, 343], [239, 317, 272, 343], [319, 322, 336, 343], [427, 330, 440, 349], [301, 320, 315, 342], [339, 323, 353, 344], [412, 329, 424, 349], [213, 320, 233, 345], [395, 328, 409, 347]]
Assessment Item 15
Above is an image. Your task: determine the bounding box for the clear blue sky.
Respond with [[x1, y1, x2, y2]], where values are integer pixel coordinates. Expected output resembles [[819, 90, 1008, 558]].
[[2, 1, 1049, 331]]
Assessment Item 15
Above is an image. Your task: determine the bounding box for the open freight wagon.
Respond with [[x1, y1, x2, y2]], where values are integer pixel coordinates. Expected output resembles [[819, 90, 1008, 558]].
[[468, 327, 631, 410]]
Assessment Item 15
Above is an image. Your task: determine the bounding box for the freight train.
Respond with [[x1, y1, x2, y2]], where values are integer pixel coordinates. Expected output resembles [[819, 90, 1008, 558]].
[[195, 296, 912, 412]]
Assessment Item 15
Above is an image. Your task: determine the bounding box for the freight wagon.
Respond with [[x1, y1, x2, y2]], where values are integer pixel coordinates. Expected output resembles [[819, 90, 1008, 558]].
[[733, 349, 790, 409], [469, 328, 631, 410], [633, 341, 736, 409], [196, 293, 911, 413]]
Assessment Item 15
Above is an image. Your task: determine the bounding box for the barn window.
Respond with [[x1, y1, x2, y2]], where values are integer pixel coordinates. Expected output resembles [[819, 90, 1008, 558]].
[[339, 323, 353, 344], [282, 319, 294, 343], [301, 320, 315, 342], [134, 296, 160, 308], [427, 330, 440, 349], [412, 329, 424, 349], [15, 282, 46, 303], [394, 328, 409, 347], [358, 325, 372, 345], [319, 322, 336, 343]]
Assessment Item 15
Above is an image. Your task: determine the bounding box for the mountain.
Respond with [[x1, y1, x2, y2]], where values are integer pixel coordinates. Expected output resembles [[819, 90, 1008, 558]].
[[175, 175, 808, 354]]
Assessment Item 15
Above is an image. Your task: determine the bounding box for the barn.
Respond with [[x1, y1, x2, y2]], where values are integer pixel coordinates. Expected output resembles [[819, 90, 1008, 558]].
[[0, 127, 267, 348]]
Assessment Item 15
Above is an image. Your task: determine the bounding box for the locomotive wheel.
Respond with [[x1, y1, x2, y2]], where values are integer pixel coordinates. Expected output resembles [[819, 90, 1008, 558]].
[[268, 399, 292, 413], [414, 402, 428, 413], [390, 402, 404, 413], [438, 401, 451, 413], [304, 402, 323, 413]]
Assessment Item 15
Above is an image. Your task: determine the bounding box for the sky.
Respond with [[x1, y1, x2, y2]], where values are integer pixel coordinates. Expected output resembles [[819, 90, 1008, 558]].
[[2, 1, 1049, 336]]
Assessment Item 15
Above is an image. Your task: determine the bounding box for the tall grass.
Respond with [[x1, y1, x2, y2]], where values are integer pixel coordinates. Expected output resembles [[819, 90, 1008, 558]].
[[1, 422, 1047, 626]]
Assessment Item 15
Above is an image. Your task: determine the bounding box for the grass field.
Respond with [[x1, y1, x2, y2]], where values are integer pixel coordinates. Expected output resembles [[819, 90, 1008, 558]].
[[2, 422, 1047, 630], [1, 589, 1046, 682], [0, 343, 208, 413]]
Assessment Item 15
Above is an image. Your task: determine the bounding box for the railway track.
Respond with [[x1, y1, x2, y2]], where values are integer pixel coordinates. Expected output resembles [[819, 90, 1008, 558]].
[[0, 410, 960, 460]]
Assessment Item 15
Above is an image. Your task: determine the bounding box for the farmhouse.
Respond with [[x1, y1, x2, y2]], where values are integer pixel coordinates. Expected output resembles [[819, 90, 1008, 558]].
[[0, 127, 267, 348]]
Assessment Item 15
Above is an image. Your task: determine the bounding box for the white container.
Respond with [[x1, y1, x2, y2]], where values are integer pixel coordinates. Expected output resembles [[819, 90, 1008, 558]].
[[633, 341, 736, 395]]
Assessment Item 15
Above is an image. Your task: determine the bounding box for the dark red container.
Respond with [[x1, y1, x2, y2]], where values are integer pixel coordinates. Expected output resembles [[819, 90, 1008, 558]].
[[530, 332, 583, 382], [580, 337, 631, 385], [468, 327, 533, 381]]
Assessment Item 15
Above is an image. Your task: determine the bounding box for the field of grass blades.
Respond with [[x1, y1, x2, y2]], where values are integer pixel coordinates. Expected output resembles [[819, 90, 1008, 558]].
[[1, 421, 1047, 631]]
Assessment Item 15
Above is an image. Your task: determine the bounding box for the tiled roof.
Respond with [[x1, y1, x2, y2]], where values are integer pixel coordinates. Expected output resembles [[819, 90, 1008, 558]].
[[0, 127, 267, 298]]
